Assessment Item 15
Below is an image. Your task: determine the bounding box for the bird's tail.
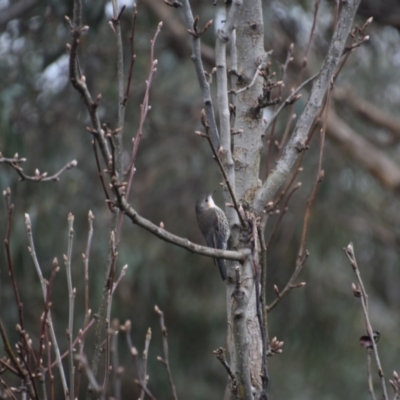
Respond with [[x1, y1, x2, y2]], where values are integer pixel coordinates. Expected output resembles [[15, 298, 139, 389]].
[[215, 258, 227, 281]]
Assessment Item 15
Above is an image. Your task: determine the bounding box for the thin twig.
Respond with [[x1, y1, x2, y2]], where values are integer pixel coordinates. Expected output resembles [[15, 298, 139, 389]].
[[110, 0, 126, 182], [265, 183, 301, 249], [84, 211, 94, 325], [196, 122, 245, 227], [1, 158, 77, 182], [344, 243, 389, 400], [181, 0, 220, 149], [155, 306, 178, 400], [116, 21, 162, 245], [0, 377, 18, 400], [367, 349, 377, 400], [65, 213, 76, 400], [112, 265, 128, 295], [3, 188, 26, 338], [111, 320, 122, 400], [45, 329, 55, 400], [124, 22, 162, 182], [139, 328, 152, 400], [100, 231, 118, 399], [49, 318, 96, 369], [122, 5, 138, 106], [258, 225, 269, 347], [24, 214, 68, 398], [37, 263, 59, 369], [75, 345, 102, 393], [304, 0, 320, 62], [213, 348, 237, 392], [263, 72, 318, 136], [69, 0, 111, 164], [0, 319, 37, 399], [91, 139, 112, 210], [135, 380, 157, 400]]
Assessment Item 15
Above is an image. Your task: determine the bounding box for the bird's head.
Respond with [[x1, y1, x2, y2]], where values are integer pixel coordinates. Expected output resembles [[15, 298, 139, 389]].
[[195, 192, 216, 213]]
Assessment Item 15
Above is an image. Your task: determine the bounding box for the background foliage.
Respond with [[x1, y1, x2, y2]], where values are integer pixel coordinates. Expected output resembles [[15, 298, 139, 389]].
[[1, 0, 400, 398]]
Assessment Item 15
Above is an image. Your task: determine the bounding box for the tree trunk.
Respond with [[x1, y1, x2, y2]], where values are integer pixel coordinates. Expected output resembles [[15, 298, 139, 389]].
[[226, 0, 265, 397]]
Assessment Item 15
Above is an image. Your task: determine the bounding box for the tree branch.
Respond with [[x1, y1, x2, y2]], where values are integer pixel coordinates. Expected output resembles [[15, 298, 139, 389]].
[[254, 0, 362, 214], [116, 193, 246, 262]]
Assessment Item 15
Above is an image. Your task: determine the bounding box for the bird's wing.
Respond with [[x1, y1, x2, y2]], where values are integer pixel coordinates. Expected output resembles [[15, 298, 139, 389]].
[[215, 209, 230, 250], [199, 209, 218, 248]]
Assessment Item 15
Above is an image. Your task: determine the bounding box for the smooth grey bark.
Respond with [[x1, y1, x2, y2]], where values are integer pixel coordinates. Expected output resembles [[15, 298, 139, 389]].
[[226, 0, 266, 397]]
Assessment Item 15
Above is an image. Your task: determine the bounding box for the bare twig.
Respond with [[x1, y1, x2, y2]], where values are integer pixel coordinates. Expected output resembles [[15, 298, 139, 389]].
[[1, 157, 77, 182], [84, 211, 94, 325], [264, 47, 292, 179], [304, 0, 321, 63], [180, 0, 220, 149], [110, 0, 126, 182], [101, 231, 118, 399], [389, 371, 400, 400], [50, 318, 96, 369], [265, 182, 301, 249], [65, 213, 76, 400], [3, 188, 25, 336], [117, 21, 162, 244], [196, 118, 245, 228], [155, 306, 178, 400], [0, 319, 37, 399], [111, 320, 122, 400], [112, 265, 128, 295], [46, 330, 55, 400], [69, 1, 111, 164], [91, 139, 112, 210], [135, 380, 157, 400], [0, 376, 18, 400], [213, 348, 237, 393], [122, 5, 138, 106], [263, 72, 318, 137], [258, 225, 269, 347], [124, 22, 162, 182], [344, 243, 389, 400], [367, 349, 377, 400], [139, 328, 152, 400], [37, 263, 59, 369], [75, 345, 102, 393], [25, 214, 68, 398]]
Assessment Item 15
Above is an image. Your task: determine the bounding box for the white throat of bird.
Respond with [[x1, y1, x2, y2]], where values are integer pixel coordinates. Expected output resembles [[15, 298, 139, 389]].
[[207, 195, 216, 208]]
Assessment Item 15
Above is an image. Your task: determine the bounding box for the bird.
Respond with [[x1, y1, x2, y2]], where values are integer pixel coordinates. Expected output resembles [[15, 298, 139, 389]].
[[195, 192, 230, 280]]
